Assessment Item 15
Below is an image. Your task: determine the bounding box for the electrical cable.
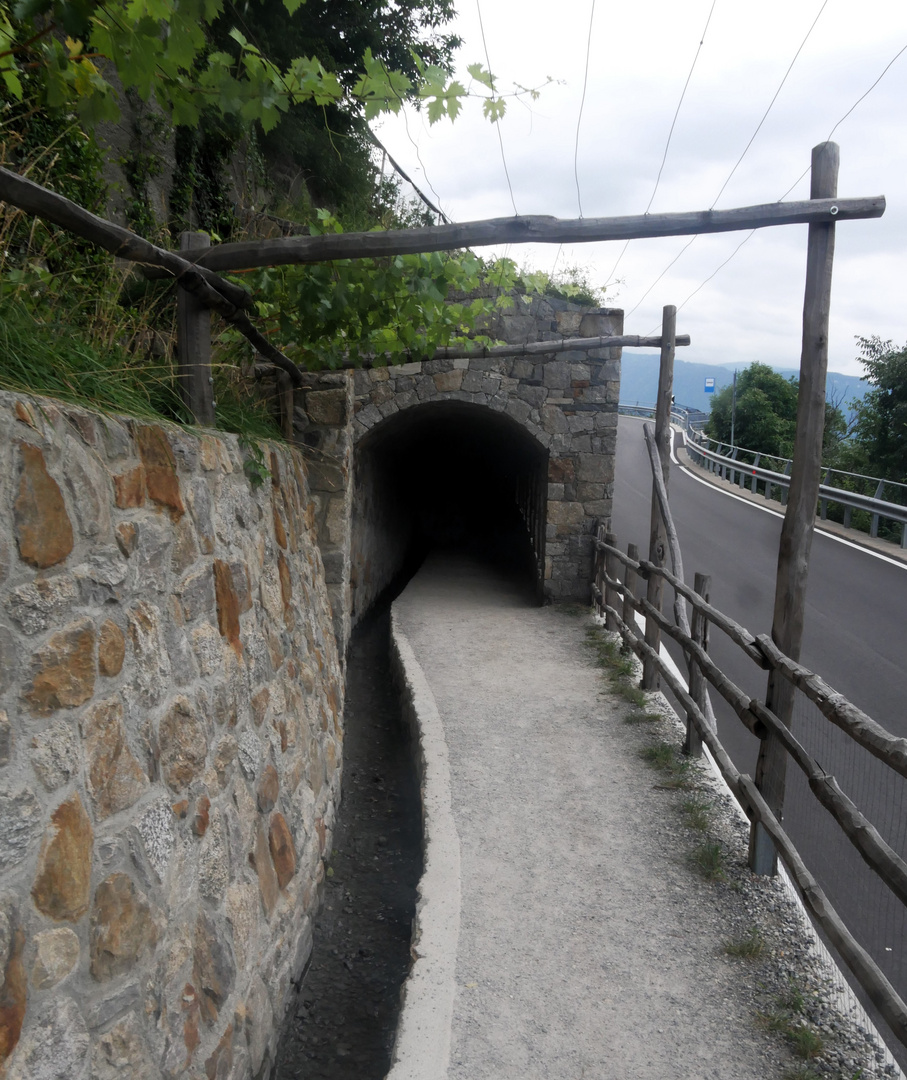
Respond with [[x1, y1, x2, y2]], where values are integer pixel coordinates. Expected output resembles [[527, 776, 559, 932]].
[[709, 0, 829, 210], [604, 0, 717, 290], [626, 0, 829, 316], [658, 36, 907, 330], [476, 0, 518, 216], [573, 0, 597, 218]]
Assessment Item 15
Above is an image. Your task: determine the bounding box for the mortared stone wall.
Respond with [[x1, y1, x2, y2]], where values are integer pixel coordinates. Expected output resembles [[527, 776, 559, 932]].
[[0, 390, 343, 1080]]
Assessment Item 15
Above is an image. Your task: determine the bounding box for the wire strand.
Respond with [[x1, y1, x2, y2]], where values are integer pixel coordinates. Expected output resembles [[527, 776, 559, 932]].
[[605, 0, 717, 289], [626, 0, 828, 316], [709, 0, 829, 209], [476, 0, 518, 216], [573, 0, 597, 218], [664, 36, 907, 327]]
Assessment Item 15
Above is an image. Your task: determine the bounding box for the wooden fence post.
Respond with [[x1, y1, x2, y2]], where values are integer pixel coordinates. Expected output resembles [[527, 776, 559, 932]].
[[642, 304, 676, 690], [604, 531, 620, 631], [622, 542, 640, 633], [177, 231, 215, 426], [684, 572, 711, 757], [750, 142, 839, 875]]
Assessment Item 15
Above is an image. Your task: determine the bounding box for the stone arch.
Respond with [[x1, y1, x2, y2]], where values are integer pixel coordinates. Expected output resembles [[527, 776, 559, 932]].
[[350, 398, 549, 624]]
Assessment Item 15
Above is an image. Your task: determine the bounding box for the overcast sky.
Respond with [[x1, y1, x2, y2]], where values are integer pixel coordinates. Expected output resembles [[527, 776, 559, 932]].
[[374, 0, 907, 378]]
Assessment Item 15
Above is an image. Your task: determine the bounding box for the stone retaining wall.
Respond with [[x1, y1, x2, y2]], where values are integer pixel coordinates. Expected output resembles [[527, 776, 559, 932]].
[[0, 391, 343, 1080]]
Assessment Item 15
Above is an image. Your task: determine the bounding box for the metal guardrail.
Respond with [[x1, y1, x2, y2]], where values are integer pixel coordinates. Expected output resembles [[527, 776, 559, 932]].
[[618, 403, 907, 549], [685, 437, 907, 549]]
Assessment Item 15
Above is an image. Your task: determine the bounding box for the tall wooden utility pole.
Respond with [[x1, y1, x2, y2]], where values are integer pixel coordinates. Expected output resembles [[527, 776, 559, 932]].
[[750, 142, 839, 874]]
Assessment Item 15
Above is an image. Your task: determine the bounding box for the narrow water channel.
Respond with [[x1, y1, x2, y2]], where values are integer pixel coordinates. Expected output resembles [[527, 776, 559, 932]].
[[273, 608, 423, 1079]]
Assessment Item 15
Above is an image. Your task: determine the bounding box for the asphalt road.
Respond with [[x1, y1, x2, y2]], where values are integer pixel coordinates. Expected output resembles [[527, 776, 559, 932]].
[[611, 414, 907, 1041]]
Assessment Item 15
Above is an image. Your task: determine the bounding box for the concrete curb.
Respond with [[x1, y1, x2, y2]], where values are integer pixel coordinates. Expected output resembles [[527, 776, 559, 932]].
[[385, 609, 461, 1080]]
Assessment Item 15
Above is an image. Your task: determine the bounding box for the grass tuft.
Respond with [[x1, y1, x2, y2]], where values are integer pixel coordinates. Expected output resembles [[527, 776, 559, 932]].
[[681, 795, 714, 832], [723, 927, 765, 958], [639, 741, 698, 790], [624, 709, 662, 725], [691, 841, 727, 881]]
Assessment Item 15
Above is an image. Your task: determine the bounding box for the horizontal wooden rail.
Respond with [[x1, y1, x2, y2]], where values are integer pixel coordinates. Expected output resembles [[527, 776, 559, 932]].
[[593, 592, 907, 1048], [595, 539, 763, 664], [756, 635, 907, 779], [0, 166, 306, 388], [197, 196, 886, 271], [603, 564, 907, 911]]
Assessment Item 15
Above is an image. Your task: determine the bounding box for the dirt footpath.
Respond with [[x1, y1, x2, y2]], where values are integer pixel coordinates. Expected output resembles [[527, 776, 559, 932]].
[[386, 552, 899, 1080]]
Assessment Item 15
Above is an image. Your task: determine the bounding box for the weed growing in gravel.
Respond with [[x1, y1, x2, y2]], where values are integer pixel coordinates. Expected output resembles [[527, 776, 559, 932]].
[[584, 626, 647, 706], [624, 709, 662, 725], [681, 795, 714, 832], [690, 841, 727, 881], [757, 978, 825, 1061], [723, 927, 766, 959], [788, 1024, 824, 1059], [639, 741, 698, 790]]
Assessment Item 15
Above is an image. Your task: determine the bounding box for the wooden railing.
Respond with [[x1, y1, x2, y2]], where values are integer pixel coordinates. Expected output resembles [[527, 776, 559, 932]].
[[591, 524, 907, 1051]]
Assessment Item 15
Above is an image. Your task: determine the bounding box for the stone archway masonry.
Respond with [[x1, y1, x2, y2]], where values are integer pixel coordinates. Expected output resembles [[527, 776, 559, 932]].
[[294, 296, 623, 650]]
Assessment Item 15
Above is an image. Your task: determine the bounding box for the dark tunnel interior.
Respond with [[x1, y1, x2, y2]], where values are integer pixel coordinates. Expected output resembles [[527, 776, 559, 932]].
[[350, 401, 549, 620]]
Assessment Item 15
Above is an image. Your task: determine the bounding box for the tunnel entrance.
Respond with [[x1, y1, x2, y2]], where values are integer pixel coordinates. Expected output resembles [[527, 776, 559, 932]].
[[350, 401, 548, 624]]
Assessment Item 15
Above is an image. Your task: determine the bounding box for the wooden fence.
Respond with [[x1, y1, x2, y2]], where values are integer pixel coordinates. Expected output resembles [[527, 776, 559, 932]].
[[591, 525, 907, 1050]]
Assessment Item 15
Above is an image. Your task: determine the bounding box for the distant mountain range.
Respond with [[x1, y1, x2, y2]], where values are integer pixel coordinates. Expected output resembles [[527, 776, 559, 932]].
[[619, 354, 870, 416]]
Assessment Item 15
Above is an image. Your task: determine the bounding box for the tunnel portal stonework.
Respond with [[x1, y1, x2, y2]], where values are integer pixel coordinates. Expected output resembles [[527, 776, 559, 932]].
[[295, 297, 623, 649]]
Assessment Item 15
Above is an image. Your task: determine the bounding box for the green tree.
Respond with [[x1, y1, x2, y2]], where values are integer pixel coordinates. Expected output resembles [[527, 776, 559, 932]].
[[847, 337, 907, 483], [705, 361, 845, 459], [706, 363, 799, 457]]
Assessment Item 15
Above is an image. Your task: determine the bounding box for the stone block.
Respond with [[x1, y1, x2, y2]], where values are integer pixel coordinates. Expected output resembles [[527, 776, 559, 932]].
[[31, 793, 93, 921], [5, 575, 77, 636], [81, 698, 148, 820], [29, 721, 79, 792], [576, 453, 610, 483], [548, 458, 575, 484], [23, 618, 96, 716], [89, 873, 158, 980], [268, 813, 295, 890], [31, 927, 80, 989], [547, 501, 585, 526], [0, 626, 18, 694], [432, 369, 464, 393], [542, 360, 570, 390], [134, 425, 184, 520], [516, 385, 548, 408], [0, 922, 26, 1066], [14, 442, 73, 569], [159, 696, 208, 793], [98, 619, 126, 677], [0, 786, 40, 872], [305, 389, 347, 426], [89, 1012, 157, 1080], [6, 996, 89, 1080], [113, 466, 145, 509], [214, 560, 242, 659]]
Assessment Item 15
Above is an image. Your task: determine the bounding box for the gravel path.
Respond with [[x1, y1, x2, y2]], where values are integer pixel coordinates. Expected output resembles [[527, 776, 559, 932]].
[[387, 552, 901, 1080]]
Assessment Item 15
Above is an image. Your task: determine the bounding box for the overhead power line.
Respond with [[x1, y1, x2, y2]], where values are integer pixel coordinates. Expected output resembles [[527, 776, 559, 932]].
[[476, 0, 518, 216], [658, 36, 907, 331], [573, 0, 597, 218], [605, 0, 718, 290], [626, 0, 829, 316]]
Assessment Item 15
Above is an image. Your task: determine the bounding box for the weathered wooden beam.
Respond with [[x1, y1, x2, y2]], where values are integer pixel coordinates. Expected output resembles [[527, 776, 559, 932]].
[[331, 332, 690, 370], [642, 306, 675, 691], [604, 597, 907, 1050], [752, 141, 840, 876], [177, 232, 215, 426], [196, 195, 886, 271], [0, 166, 250, 310], [0, 165, 306, 388], [756, 634, 907, 779]]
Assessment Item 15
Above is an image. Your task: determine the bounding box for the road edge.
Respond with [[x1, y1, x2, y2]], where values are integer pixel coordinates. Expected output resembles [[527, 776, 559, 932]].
[[385, 608, 461, 1080]]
